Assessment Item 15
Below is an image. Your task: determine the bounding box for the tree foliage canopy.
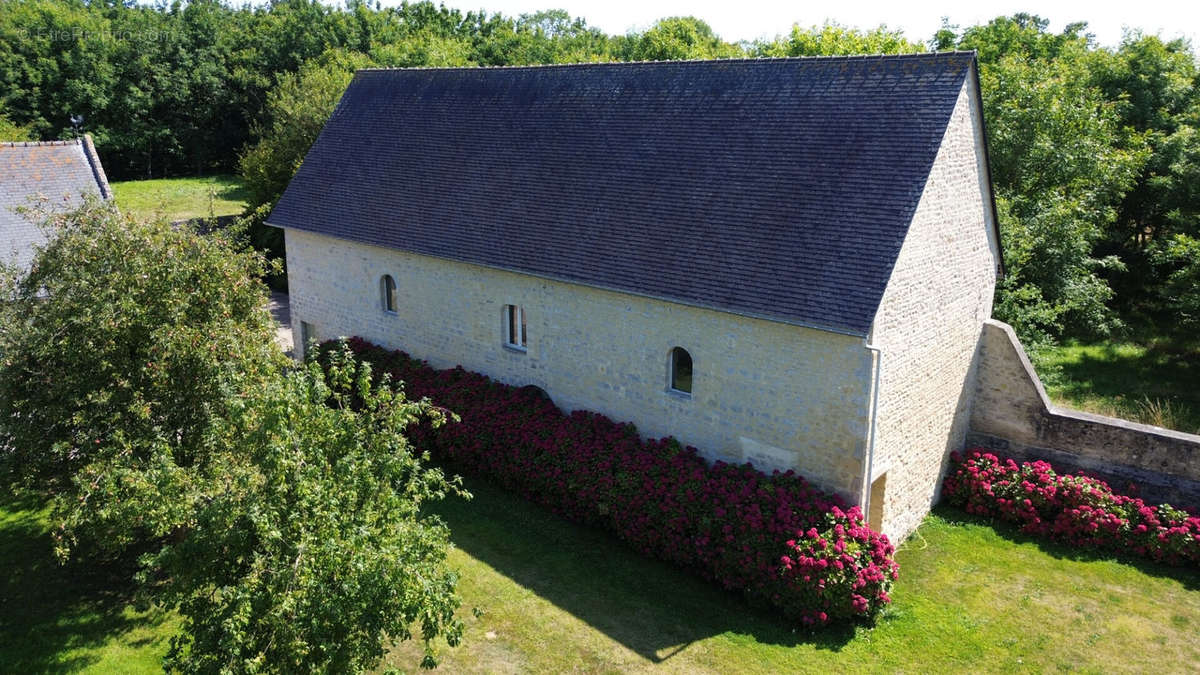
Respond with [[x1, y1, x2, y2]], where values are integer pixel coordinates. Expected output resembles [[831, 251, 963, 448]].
[[153, 347, 465, 672], [755, 22, 924, 57], [0, 200, 283, 495], [0, 202, 466, 671]]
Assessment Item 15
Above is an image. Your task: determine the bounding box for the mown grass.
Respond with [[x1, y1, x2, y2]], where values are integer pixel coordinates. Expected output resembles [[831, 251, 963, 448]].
[[0, 495, 176, 673], [109, 174, 248, 223], [1039, 341, 1200, 434], [4, 479, 1197, 674], [382, 477, 1199, 673]]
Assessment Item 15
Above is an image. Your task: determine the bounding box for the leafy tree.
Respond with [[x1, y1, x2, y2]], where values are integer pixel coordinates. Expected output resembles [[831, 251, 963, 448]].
[[0, 108, 33, 140], [239, 51, 370, 212], [514, 9, 612, 63], [622, 17, 739, 61], [947, 16, 1148, 346], [1149, 234, 1200, 345], [0, 201, 467, 670], [1087, 34, 1200, 328], [755, 22, 923, 57], [151, 346, 466, 671], [238, 50, 371, 281], [0, 0, 116, 143], [955, 13, 1093, 62], [0, 199, 284, 497], [369, 30, 474, 68]]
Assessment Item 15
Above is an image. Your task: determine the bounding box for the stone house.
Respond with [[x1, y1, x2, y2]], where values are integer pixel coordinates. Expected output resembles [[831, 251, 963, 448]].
[[268, 53, 1003, 541], [0, 136, 112, 272]]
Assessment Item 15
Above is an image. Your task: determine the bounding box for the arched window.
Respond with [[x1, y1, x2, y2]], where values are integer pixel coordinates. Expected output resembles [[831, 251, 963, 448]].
[[381, 275, 397, 313], [669, 347, 692, 395]]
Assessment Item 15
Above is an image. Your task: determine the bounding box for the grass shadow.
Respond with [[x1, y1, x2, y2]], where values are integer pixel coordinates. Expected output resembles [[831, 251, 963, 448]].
[[930, 503, 1200, 591], [1049, 342, 1200, 431], [429, 474, 865, 664], [210, 175, 251, 204], [0, 495, 169, 672]]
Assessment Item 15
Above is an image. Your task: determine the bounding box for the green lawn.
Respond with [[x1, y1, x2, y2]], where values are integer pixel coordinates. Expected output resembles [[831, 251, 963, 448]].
[[109, 174, 249, 223], [0, 496, 176, 673], [382, 478, 1200, 673], [1040, 341, 1200, 434], [4, 480, 1197, 673]]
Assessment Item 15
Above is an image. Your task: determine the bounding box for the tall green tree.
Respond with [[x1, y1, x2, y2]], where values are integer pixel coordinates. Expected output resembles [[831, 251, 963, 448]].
[[239, 51, 370, 212], [0, 200, 283, 496], [0, 0, 116, 143], [0, 202, 467, 670], [620, 17, 740, 61], [755, 22, 923, 56], [1149, 234, 1200, 345], [1088, 34, 1200, 331], [152, 346, 466, 672], [952, 16, 1148, 346], [513, 9, 613, 63]]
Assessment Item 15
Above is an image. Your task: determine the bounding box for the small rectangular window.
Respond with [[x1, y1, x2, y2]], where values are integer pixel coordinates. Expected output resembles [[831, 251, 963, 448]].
[[504, 305, 526, 351]]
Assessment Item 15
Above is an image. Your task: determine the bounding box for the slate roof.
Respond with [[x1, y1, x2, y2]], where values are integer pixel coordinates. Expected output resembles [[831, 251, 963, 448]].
[[269, 53, 986, 336], [0, 136, 111, 271]]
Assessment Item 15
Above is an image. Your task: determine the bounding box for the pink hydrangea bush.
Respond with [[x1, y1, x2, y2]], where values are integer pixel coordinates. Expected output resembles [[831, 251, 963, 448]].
[[943, 449, 1200, 566], [324, 338, 899, 625]]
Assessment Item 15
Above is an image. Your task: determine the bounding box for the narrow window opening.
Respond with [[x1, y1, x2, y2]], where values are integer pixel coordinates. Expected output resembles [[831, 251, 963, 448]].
[[299, 321, 316, 359], [669, 347, 693, 394], [868, 473, 887, 532], [381, 275, 397, 313], [504, 304, 526, 350]]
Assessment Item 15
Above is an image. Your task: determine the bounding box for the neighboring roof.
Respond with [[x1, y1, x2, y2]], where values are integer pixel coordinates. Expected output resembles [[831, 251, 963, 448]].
[[0, 136, 111, 271], [270, 53, 983, 336]]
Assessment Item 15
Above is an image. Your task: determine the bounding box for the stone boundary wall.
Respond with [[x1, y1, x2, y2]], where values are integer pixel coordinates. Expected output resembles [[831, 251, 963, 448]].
[[172, 214, 239, 233], [969, 319, 1200, 506]]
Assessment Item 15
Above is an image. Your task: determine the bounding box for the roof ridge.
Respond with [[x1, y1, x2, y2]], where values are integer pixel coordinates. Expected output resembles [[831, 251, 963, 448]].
[[0, 138, 84, 148], [355, 50, 977, 73]]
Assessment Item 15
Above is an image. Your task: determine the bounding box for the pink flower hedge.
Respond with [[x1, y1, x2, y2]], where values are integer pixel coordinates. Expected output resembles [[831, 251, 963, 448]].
[[943, 449, 1200, 566], [325, 338, 898, 625]]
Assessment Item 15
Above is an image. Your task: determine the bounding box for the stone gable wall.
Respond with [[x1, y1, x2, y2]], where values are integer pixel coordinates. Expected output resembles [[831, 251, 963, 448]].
[[284, 228, 875, 500], [867, 74, 1002, 542]]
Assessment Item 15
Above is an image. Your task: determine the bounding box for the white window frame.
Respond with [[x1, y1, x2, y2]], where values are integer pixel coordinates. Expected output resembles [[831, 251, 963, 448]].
[[668, 346, 693, 396], [503, 304, 527, 351]]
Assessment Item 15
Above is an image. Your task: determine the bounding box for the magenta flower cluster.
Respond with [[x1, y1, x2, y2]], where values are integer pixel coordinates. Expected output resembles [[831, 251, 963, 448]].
[[330, 338, 899, 625], [943, 450, 1200, 566]]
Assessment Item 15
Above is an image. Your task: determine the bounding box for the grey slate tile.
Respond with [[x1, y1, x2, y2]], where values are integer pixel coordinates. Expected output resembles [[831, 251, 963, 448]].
[[268, 54, 976, 336], [0, 137, 111, 272]]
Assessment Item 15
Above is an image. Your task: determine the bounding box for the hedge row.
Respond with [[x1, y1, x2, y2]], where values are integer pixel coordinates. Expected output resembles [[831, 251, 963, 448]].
[[943, 450, 1200, 566], [325, 338, 898, 626]]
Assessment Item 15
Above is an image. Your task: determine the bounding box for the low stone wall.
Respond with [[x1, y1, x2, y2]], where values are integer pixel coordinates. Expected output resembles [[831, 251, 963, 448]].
[[172, 214, 240, 233], [969, 319, 1200, 506]]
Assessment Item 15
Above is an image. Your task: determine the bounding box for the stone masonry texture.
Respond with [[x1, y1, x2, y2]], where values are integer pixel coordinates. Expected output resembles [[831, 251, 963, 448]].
[[280, 70, 1004, 541], [867, 74, 1001, 542], [970, 319, 1200, 506], [285, 228, 874, 500]]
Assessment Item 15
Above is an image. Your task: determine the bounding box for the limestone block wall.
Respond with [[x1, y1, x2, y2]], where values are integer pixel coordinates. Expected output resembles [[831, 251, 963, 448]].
[[970, 319, 1200, 506], [284, 228, 876, 500], [867, 73, 1001, 542]]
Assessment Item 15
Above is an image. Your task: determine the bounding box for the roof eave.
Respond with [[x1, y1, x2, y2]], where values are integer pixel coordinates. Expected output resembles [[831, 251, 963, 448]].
[[967, 54, 1006, 280], [273, 224, 870, 339]]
